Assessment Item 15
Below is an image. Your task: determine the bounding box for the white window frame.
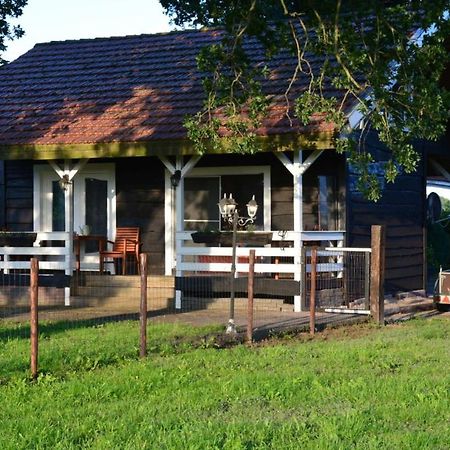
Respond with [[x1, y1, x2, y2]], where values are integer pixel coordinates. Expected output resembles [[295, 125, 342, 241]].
[[164, 165, 271, 274], [186, 166, 271, 230]]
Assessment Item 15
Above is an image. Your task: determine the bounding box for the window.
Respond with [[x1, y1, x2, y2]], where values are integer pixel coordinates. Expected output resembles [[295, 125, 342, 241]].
[[182, 166, 270, 232], [184, 177, 220, 231], [52, 180, 65, 231], [318, 176, 338, 230], [304, 175, 338, 231]]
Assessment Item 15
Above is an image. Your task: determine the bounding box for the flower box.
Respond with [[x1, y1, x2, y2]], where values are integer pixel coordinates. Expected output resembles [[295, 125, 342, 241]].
[[191, 231, 272, 246], [0, 232, 38, 247]]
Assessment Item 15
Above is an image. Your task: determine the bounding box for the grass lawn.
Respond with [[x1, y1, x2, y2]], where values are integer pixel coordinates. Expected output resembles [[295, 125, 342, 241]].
[[0, 317, 449, 449]]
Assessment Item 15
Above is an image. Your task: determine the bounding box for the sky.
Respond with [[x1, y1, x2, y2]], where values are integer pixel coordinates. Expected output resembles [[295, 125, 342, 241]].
[[3, 0, 173, 62]]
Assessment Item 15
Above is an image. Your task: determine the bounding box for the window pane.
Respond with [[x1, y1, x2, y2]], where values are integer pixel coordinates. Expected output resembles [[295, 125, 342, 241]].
[[318, 175, 337, 230], [184, 177, 220, 231], [52, 181, 65, 231], [85, 178, 108, 252]]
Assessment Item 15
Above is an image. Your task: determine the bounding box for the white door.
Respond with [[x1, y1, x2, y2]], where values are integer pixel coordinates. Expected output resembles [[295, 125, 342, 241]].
[[34, 163, 116, 270]]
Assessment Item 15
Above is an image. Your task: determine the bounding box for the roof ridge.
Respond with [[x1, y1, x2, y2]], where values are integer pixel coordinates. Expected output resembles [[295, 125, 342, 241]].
[[32, 27, 221, 48]]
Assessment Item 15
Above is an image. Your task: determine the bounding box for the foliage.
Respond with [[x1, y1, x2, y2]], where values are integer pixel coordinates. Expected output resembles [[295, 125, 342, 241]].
[[160, 0, 450, 200], [0, 0, 27, 65], [0, 318, 449, 448]]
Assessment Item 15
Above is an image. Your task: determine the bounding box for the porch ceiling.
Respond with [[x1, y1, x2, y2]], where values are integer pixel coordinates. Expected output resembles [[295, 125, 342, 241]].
[[0, 132, 336, 160]]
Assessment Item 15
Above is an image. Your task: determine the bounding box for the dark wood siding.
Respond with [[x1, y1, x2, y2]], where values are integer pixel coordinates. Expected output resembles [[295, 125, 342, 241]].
[[0, 161, 5, 229], [115, 157, 166, 274], [4, 160, 34, 231], [346, 130, 426, 293]]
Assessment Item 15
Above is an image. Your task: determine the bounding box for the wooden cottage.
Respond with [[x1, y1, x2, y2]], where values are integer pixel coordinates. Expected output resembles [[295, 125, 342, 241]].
[[0, 29, 444, 309]]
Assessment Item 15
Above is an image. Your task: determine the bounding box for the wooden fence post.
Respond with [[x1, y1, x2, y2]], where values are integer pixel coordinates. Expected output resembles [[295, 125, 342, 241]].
[[310, 247, 317, 335], [30, 257, 39, 380], [246, 250, 255, 343], [370, 225, 385, 324], [139, 253, 148, 358]]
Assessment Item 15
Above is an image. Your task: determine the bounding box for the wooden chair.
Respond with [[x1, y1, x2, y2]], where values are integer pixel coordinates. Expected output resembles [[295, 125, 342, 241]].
[[99, 227, 140, 275]]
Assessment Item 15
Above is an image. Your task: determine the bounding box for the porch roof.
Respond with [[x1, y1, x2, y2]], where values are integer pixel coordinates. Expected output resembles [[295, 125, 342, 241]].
[[0, 29, 340, 160]]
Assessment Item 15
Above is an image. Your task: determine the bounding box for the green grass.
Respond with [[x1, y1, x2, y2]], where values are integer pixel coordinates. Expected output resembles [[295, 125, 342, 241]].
[[0, 318, 449, 449]]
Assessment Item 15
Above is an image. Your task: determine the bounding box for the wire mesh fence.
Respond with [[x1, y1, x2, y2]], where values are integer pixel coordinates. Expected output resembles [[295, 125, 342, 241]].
[[1, 242, 373, 379], [303, 247, 371, 312]]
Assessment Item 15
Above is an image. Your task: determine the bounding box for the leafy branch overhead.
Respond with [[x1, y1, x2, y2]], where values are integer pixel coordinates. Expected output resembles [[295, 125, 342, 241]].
[[160, 0, 450, 200], [0, 0, 27, 65]]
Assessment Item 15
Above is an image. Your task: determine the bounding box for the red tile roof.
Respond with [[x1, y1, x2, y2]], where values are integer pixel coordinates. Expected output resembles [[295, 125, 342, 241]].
[[0, 29, 338, 147]]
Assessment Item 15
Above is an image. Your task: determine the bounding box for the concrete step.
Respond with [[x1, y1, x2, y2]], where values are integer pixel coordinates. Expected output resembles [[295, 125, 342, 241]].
[[0, 286, 65, 307], [71, 285, 174, 299], [72, 274, 174, 289], [70, 295, 174, 310], [69, 293, 293, 313]]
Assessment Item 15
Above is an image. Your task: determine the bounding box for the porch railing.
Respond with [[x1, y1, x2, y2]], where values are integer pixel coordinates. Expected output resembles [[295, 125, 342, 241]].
[[176, 230, 345, 275], [0, 232, 72, 305], [0, 232, 71, 271], [175, 230, 345, 312]]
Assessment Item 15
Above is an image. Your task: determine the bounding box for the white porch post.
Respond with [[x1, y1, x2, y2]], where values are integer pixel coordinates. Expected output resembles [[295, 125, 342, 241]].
[[64, 178, 74, 306], [275, 149, 324, 312], [293, 150, 303, 312], [160, 155, 201, 309], [174, 157, 184, 309], [48, 158, 89, 306]]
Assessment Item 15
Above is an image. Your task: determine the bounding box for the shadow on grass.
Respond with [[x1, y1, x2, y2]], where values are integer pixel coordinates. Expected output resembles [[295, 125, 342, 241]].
[[0, 307, 176, 342]]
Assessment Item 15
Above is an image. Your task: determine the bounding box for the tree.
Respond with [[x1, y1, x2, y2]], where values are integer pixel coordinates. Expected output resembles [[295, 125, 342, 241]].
[[0, 0, 28, 65], [159, 0, 449, 200]]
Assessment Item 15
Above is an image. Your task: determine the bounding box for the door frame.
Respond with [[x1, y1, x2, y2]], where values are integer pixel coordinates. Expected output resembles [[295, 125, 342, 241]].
[[34, 162, 116, 267]]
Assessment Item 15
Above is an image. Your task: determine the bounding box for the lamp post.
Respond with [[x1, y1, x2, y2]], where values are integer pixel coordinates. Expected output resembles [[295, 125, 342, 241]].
[[218, 194, 258, 333]]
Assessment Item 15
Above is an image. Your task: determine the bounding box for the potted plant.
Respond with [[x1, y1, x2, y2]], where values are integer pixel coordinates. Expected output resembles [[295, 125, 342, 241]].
[[190, 230, 272, 246], [0, 231, 38, 247], [190, 230, 222, 244]]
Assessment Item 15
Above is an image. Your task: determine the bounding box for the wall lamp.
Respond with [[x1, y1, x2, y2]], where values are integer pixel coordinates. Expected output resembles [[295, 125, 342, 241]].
[[170, 170, 181, 188]]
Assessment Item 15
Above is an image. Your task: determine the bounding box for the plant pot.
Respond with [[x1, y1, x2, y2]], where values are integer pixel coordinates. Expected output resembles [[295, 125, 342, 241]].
[[0, 232, 38, 247], [191, 232, 221, 244], [220, 232, 273, 246], [191, 231, 272, 246]]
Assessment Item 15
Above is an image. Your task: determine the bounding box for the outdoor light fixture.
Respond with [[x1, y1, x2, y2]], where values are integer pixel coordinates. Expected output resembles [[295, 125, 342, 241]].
[[218, 193, 237, 218], [58, 174, 72, 191], [170, 170, 181, 188], [217, 193, 259, 334], [218, 193, 258, 228], [246, 195, 258, 219]]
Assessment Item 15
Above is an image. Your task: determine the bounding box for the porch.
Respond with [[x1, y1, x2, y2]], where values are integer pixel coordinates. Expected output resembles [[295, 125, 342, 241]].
[[0, 228, 348, 312]]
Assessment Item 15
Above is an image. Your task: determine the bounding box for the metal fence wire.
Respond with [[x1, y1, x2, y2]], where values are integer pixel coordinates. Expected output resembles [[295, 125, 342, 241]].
[[1, 244, 372, 377], [0, 249, 372, 331], [302, 247, 371, 311]]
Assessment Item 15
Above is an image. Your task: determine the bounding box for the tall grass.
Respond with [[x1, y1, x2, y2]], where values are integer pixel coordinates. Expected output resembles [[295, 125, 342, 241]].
[[0, 318, 449, 449]]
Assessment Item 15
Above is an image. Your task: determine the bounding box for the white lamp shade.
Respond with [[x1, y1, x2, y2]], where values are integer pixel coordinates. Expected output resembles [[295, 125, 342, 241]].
[[218, 194, 228, 216], [226, 194, 237, 216], [246, 195, 258, 219]]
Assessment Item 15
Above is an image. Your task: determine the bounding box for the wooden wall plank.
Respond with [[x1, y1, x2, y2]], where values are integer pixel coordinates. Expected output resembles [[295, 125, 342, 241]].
[[346, 129, 426, 293], [4, 161, 33, 231]]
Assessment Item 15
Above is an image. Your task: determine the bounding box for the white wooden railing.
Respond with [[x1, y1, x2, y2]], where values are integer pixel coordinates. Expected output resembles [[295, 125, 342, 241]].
[[176, 230, 345, 275], [0, 232, 72, 305], [0, 232, 71, 272]]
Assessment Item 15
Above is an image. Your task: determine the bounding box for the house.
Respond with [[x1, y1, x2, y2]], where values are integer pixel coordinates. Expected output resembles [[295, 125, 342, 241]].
[[0, 29, 445, 310]]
